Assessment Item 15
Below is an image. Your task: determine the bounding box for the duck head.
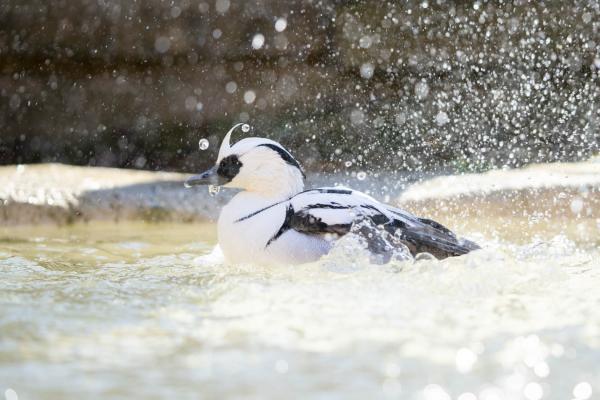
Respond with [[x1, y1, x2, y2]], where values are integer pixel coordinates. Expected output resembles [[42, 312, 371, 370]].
[[185, 124, 305, 199]]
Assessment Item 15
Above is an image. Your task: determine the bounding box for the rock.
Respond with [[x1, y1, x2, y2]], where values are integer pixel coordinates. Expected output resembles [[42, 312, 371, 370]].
[[0, 163, 397, 225], [0, 164, 228, 225], [398, 160, 600, 241], [2, 161, 600, 228]]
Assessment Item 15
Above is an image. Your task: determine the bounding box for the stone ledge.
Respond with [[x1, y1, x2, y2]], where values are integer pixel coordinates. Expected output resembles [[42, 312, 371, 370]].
[[398, 160, 600, 222], [0, 163, 227, 225], [2, 161, 599, 226]]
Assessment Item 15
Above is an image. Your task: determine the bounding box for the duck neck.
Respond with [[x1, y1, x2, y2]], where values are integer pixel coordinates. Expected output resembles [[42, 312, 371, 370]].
[[243, 169, 304, 202], [249, 180, 304, 202]]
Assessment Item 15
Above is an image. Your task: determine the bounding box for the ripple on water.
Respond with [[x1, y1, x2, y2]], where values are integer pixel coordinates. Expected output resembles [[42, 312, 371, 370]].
[[0, 223, 599, 399]]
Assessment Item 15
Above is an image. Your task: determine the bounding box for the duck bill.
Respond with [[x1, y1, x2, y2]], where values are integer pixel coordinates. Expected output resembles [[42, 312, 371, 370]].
[[184, 166, 225, 187]]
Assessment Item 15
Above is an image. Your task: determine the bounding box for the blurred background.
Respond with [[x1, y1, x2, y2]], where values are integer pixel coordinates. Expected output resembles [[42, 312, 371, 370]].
[[1, 0, 599, 173]]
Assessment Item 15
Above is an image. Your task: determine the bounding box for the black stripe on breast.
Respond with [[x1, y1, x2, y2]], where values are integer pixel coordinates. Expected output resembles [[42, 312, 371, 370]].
[[258, 143, 306, 179], [235, 199, 287, 223], [266, 204, 295, 247], [235, 189, 353, 224]]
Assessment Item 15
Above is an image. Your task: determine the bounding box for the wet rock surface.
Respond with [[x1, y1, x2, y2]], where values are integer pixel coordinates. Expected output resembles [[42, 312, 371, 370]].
[[398, 159, 600, 240], [2, 161, 599, 226], [0, 163, 227, 225]]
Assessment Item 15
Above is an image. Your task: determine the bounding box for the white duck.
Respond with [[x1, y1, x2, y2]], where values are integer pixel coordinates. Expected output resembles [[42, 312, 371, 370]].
[[185, 124, 479, 265]]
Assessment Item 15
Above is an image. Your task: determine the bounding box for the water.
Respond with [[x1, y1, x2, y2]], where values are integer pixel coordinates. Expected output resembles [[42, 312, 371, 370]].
[[1, 219, 599, 400], [198, 139, 209, 151]]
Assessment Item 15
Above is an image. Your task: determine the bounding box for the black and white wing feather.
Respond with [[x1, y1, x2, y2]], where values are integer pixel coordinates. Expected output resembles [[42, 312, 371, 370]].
[[277, 187, 479, 259]]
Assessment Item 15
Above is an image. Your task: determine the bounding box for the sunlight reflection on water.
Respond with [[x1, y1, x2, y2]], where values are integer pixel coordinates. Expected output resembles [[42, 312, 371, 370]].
[[0, 221, 598, 399]]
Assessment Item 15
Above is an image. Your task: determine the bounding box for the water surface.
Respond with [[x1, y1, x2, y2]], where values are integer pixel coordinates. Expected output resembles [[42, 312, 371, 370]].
[[1, 220, 599, 400]]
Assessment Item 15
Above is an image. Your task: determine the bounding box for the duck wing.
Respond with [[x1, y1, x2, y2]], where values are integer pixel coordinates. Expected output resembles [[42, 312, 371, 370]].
[[269, 187, 479, 259]]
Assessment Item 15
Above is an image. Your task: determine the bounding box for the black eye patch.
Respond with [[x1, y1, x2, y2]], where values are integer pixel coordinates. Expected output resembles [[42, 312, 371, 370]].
[[217, 155, 242, 182]]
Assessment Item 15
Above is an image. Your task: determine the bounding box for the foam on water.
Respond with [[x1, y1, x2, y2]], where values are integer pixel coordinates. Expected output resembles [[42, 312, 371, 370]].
[[0, 222, 599, 399]]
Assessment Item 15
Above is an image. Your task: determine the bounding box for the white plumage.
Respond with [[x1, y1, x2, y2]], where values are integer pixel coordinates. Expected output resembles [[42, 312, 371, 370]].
[[185, 124, 479, 265]]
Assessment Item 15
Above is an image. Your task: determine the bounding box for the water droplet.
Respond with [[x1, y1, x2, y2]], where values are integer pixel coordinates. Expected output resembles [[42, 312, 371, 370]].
[[274, 18, 287, 32], [5, 388, 18, 400], [523, 382, 543, 400], [415, 252, 436, 262], [350, 109, 365, 125], [251, 33, 265, 49], [435, 111, 450, 126], [357, 171, 367, 181], [215, 0, 230, 14], [533, 362, 550, 378], [415, 81, 430, 100], [573, 382, 592, 400], [208, 185, 221, 197], [241, 124, 250, 133], [423, 384, 451, 400], [225, 81, 237, 93], [198, 138, 209, 150], [154, 36, 171, 53], [243, 90, 256, 104], [570, 197, 584, 214], [360, 63, 374, 79], [274, 359, 288, 373], [359, 36, 373, 49], [455, 348, 477, 373]]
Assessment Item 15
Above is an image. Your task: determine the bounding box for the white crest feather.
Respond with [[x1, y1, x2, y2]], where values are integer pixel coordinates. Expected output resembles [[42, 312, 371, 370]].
[[218, 123, 246, 160]]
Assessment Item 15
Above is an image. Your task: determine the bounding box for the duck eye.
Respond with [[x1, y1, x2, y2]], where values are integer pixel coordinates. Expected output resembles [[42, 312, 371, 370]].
[[217, 155, 242, 182]]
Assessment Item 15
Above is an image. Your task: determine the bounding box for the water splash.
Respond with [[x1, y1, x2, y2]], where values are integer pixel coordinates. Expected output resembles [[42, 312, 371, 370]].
[[208, 184, 221, 196], [198, 138, 209, 150], [2, 220, 599, 399]]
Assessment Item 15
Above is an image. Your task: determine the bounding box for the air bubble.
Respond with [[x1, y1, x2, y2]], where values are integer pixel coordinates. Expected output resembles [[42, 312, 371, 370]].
[[241, 124, 250, 132], [357, 171, 367, 180], [198, 138, 209, 150]]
